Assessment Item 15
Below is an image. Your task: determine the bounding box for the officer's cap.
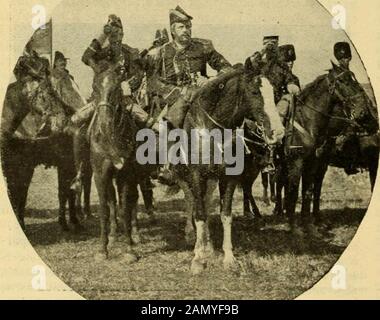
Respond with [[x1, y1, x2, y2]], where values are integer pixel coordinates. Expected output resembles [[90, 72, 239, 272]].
[[263, 35, 279, 44], [334, 42, 352, 60], [169, 6, 193, 25], [54, 51, 69, 65]]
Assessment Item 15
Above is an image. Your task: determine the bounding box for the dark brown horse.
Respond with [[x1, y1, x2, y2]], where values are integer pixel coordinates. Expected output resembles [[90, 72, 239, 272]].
[[174, 66, 284, 274], [282, 62, 378, 236], [89, 61, 145, 262], [1, 76, 81, 231], [311, 90, 379, 222]]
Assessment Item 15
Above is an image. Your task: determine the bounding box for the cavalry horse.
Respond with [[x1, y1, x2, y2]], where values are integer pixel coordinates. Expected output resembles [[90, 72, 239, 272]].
[[1, 71, 82, 231], [311, 88, 379, 221], [174, 65, 284, 274], [280, 62, 378, 235], [89, 60, 149, 262]]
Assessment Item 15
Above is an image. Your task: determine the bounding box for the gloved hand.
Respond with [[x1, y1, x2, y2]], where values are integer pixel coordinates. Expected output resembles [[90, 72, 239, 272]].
[[181, 85, 198, 103], [196, 75, 209, 88], [287, 83, 300, 95], [121, 81, 132, 96]]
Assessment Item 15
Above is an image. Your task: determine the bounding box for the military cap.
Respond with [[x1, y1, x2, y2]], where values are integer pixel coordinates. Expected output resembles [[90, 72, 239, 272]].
[[107, 14, 123, 29], [54, 51, 69, 64], [279, 44, 296, 62], [263, 35, 279, 44], [154, 28, 169, 43], [169, 6, 193, 25], [334, 42, 352, 60]]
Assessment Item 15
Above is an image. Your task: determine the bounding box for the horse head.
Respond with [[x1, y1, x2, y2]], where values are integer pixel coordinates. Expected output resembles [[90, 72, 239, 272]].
[[93, 59, 137, 169], [328, 62, 379, 135]]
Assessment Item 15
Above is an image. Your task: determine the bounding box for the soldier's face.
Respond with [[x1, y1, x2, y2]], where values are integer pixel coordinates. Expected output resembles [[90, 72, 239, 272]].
[[287, 61, 294, 70], [109, 29, 123, 45], [263, 40, 278, 54], [172, 22, 192, 44], [339, 58, 351, 69], [55, 60, 67, 72]]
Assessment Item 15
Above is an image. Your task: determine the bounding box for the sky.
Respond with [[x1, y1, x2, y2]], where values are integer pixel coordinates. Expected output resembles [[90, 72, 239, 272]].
[[9, 0, 372, 98]]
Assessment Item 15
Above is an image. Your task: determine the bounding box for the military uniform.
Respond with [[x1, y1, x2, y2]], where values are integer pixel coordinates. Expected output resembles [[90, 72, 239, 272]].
[[71, 18, 145, 126], [245, 43, 300, 104], [148, 6, 232, 128], [275, 45, 301, 121]]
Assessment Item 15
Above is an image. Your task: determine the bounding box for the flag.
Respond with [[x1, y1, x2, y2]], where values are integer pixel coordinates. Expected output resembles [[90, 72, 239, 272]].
[[25, 19, 53, 63]]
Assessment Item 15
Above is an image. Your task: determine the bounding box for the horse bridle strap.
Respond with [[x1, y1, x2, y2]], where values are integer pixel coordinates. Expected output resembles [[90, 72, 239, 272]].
[[199, 106, 267, 147]]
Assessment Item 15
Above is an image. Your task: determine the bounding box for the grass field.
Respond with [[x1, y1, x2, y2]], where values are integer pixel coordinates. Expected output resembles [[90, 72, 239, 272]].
[[23, 165, 371, 300]]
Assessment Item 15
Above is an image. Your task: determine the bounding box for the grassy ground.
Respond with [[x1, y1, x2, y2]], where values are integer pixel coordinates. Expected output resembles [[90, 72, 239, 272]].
[[23, 166, 371, 300]]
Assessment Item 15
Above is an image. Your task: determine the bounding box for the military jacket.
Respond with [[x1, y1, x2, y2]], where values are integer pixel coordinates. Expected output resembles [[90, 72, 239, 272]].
[[148, 38, 232, 97], [247, 51, 300, 103], [82, 39, 144, 96]]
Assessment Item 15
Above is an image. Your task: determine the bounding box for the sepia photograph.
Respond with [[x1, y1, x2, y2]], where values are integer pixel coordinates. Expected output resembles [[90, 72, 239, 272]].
[[0, 0, 379, 301]]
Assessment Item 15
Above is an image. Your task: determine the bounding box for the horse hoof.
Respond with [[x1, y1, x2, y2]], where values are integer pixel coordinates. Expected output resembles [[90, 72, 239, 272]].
[[306, 224, 324, 240], [191, 259, 206, 275], [94, 252, 108, 262], [123, 252, 139, 264], [132, 234, 142, 245], [185, 231, 196, 246], [108, 236, 117, 247], [72, 223, 85, 233], [59, 221, 69, 232], [291, 225, 305, 238], [223, 257, 239, 273]]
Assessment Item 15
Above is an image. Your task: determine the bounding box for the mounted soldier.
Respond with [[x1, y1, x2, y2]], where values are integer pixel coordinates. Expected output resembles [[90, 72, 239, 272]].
[[70, 14, 147, 191], [276, 44, 301, 123], [147, 5, 233, 129]]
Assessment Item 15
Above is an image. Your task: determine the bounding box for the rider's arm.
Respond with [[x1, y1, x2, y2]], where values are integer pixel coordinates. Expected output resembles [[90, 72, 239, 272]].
[[203, 40, 232, 73]]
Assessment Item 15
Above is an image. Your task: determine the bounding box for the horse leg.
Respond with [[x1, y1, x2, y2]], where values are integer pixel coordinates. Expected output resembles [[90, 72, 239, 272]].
[[93, 162, 112, 260], [83, 163, 93, 219], [269, 172, 276, 203], [119, 177, 139, 263], [107, 182, 118, 247], [190, 172, 208, 275], [220, 179, 238, 271], [12, 165, 34, 230], [261, 172, 270, 205], [285, 157, 304, 236], [57, 166, 69, 231], [312, 162, 328, 225], [131, 201, 141, 244], [242, 177, 253, 217], [178, 179, 195, 245], [273, 164, 285, 216], [204, 179, 217, 258], [301, 161, 322, 239], [369, 155, 378, 192], [140, 176, 154, 217]]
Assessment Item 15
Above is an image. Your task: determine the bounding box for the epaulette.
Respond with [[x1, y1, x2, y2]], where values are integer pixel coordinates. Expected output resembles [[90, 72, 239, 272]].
[[122, 44, 140, 60], [192, 38, 214, 52]]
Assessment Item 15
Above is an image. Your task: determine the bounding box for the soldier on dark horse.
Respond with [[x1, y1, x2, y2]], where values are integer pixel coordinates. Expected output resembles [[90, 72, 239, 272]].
[[244, 37, 301, 206], [309, 42, 379, 223], [1, 46, 82, 230], [278, 45, 378, 238]]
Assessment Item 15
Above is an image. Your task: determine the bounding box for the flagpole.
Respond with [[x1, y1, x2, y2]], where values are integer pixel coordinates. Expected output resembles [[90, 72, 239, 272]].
[[50, 18, 53, 68]]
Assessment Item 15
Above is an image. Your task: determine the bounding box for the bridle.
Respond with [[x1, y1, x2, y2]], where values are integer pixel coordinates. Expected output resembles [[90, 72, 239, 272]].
[[296, 69, 369, 130]]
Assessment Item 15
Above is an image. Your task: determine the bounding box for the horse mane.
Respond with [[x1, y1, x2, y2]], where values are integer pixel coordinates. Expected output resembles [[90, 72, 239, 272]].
[[298, 74, 328, 101]]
